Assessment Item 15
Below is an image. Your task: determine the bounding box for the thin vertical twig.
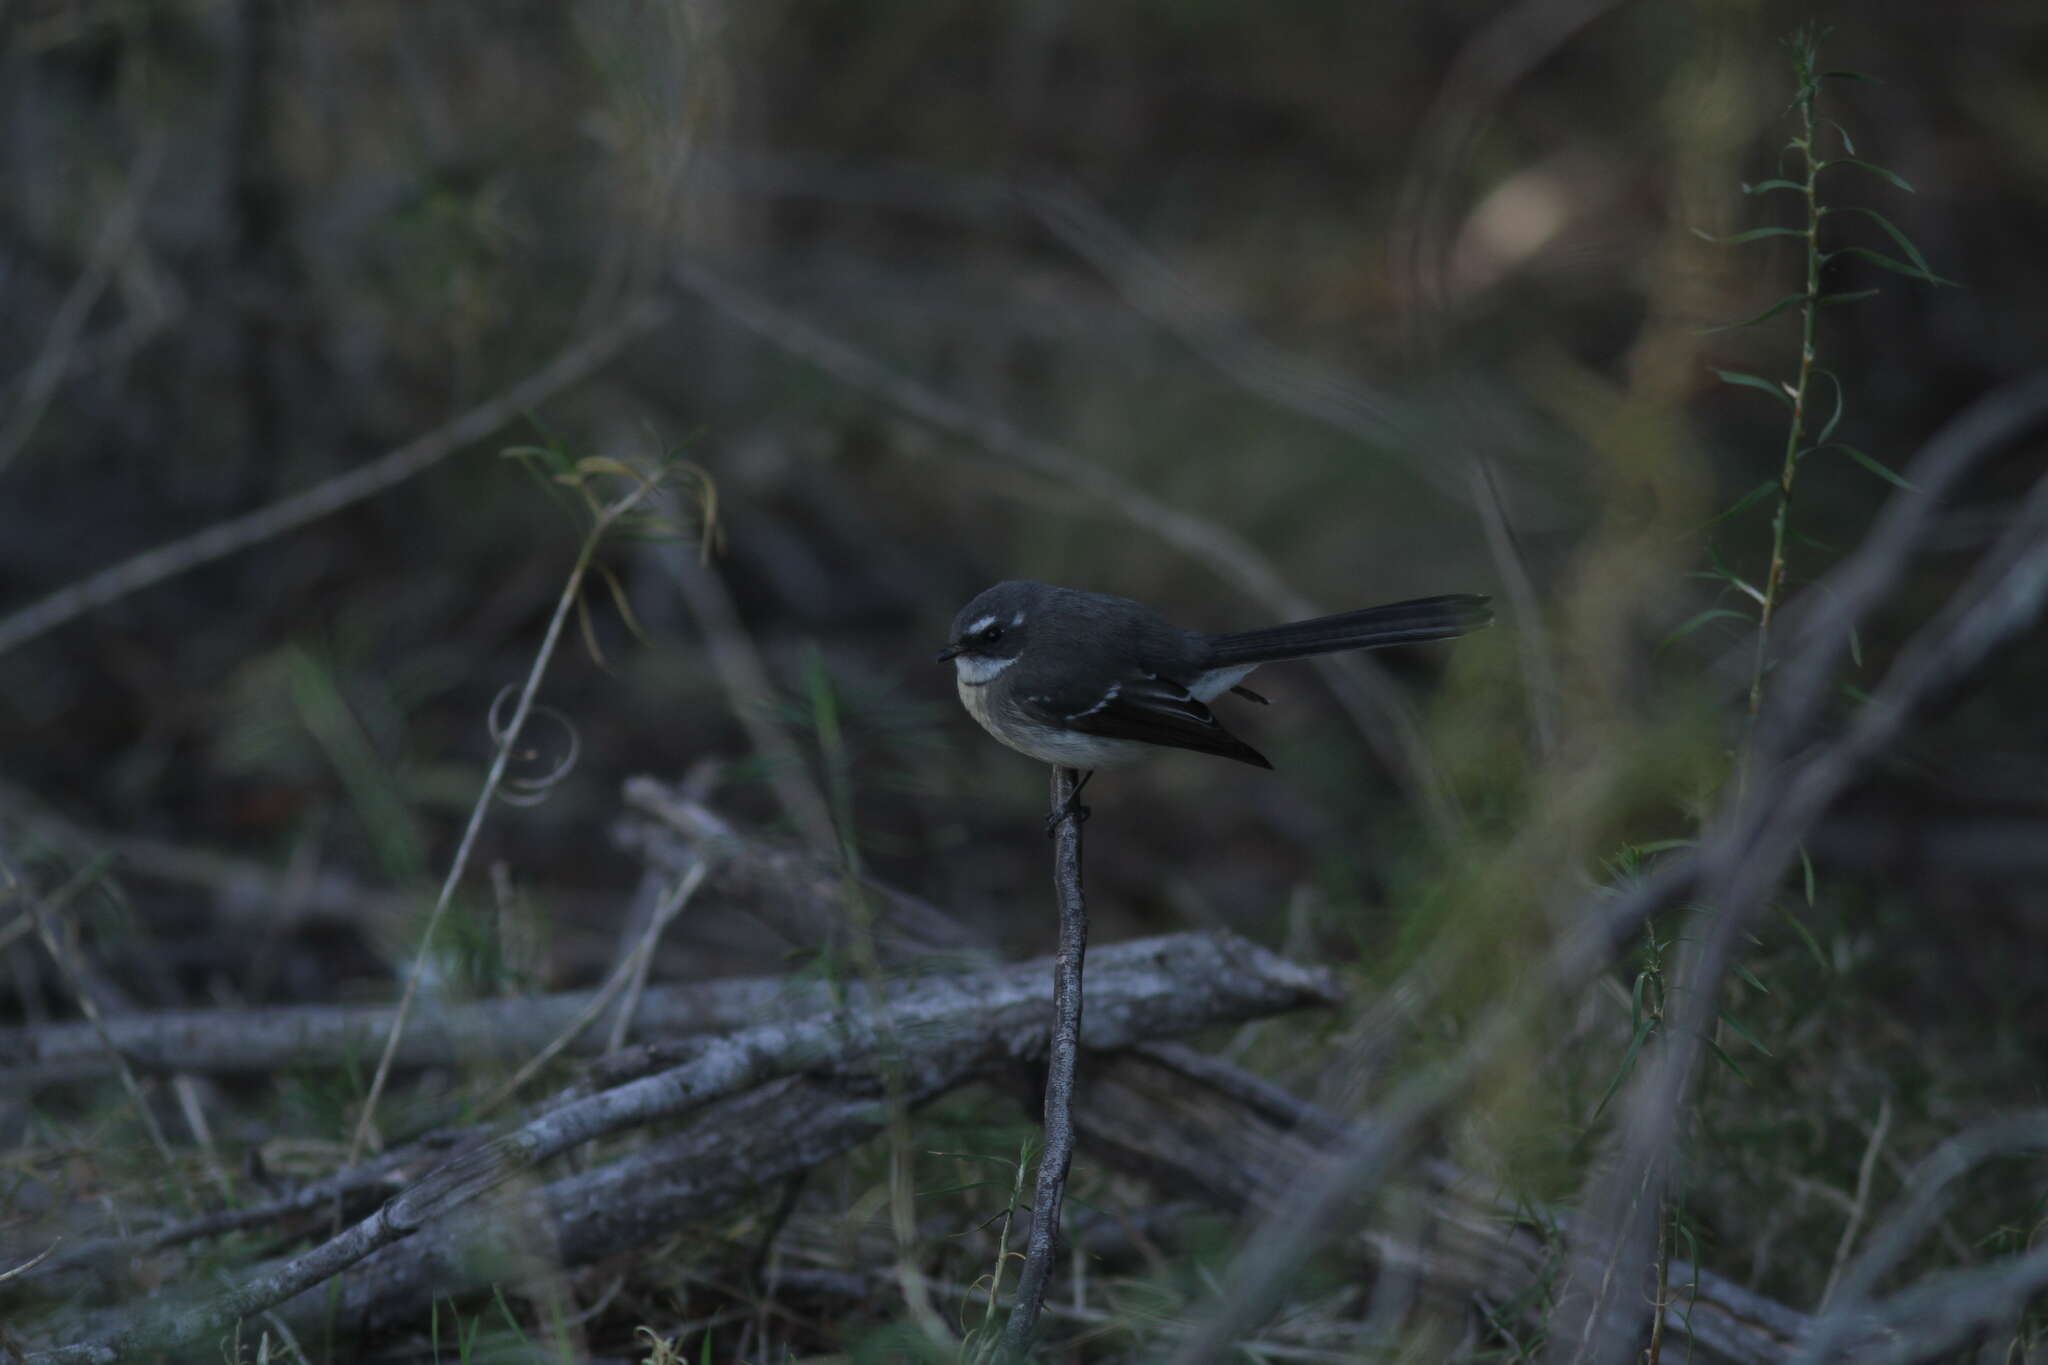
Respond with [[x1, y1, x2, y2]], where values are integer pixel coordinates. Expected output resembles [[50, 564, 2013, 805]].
[[0, 136, 164, 476], [2, 853, 195, 1213], [1002, 765, 1090, 1358], [1644, 1203, 1671, 1365], [346, 477, 662, 1164], [605, 859, 709, 1056], [659, 539, 839, 855], [1821, 1093, 1893, 1308], [1747, 41, 1826, 720]]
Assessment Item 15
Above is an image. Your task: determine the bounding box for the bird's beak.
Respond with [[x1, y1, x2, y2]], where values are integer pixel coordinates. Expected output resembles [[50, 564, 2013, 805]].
[[934, 643, 961, 663]]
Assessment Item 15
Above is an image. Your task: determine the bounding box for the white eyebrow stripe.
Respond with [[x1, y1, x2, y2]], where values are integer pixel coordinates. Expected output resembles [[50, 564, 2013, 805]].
[[1012, 611, 1025, 626], [967, 614, 997, 635]]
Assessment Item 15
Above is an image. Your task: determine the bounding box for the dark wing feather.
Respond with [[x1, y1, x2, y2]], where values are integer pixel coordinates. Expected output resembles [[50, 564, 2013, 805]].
[[1027, 672, 1272, 769]]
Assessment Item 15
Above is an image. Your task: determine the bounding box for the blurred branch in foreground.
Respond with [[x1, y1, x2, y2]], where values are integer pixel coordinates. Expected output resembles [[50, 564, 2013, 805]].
[[1170, 370, 2048, 1365]]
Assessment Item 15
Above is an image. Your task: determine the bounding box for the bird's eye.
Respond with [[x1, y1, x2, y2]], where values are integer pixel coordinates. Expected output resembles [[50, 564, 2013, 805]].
[[979, 624, 1004, 644]]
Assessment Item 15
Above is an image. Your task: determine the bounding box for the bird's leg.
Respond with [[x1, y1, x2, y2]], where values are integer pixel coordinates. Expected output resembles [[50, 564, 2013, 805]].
[[1043, 768, 1094, 837]]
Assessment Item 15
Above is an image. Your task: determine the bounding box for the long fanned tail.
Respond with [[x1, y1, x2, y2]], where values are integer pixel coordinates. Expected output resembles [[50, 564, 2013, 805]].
[[1201, 594, 1493, 668]]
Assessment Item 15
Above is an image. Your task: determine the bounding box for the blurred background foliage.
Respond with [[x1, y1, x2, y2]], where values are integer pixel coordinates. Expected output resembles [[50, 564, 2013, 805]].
[[3, 0, 2047, 1357]]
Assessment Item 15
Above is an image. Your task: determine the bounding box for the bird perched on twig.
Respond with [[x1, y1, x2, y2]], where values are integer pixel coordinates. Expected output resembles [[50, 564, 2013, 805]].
[[938, 580, 1492, 789]]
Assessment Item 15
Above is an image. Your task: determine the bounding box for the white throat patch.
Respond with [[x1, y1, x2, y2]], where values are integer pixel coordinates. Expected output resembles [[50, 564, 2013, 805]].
[[953, 653, 1018, 686]]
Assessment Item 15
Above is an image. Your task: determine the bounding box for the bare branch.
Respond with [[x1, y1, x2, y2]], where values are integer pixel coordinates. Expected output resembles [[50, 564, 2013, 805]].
[[1001, 766, 1090, 1356], [24, 931, 1337, 1362], [1556, 380, 2048, 1363], [0, 970, 823, 1089], [619, 773, 993, 960], [652, 536, 842, 855], [0, 137, 164, 476], [1793, 1109, 2048, 1363], [0, 298, 673, 659]]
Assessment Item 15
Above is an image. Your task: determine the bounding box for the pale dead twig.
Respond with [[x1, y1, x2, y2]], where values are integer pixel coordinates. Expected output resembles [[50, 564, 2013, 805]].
[[0, 960, 850, 1088], [470, 859, 708, 1116], [618, 772, 989, 959], [606, 859, 709, 1055], [655, 533, 840, 855], [16, 1134, 466, 1292], [347, 473, 669, 1164], [1821, 1094, 1893, 1308], [170, 1075, 235, 1206], [0, 298, 673, 659], [1, 1243, 60, 1284], [1793, 1109, 2048, 1364], [0, 851, 193, 1213], [0, 137, 165, 476], [32, 932, 1336, 1364]]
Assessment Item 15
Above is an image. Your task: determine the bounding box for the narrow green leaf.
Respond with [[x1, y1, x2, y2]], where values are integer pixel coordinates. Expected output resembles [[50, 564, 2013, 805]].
[[1704, 1036, 1754, 1085], [1826, 119, 1858, 155], [1741, 178, 1807, 196], [1830, 442, 1919, 491], [1693, 225, 1808, 245], [1593, 1016, 1659, 1120], [1818, 289, 1882, 307], [1799, 843, 1817, 906], [1661, 607, 1752, 647], [1821, 157, 1915, 193], [1819, 69, 1879, 84], [1814, 369, 1846, 446], [1830, 205, 1941, 276], [1699, 292, 1811, 334], [1828, 246, 1957, 287], [501, 443, 575, 476], [1734, 961, 1771, 995], [1634, 838, 1699, 854], [1718, 1009, 1775, 1057], [1677, 1220, 1702, 1266], [1780, 907, 1829, 971], [1695, 547, 1770, 601], [1713, 368, 1794, 406], [1694, 478, 1779, 532]]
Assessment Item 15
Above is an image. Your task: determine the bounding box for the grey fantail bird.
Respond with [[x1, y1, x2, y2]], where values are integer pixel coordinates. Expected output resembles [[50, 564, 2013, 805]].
[[937, 580, 1492, 774]]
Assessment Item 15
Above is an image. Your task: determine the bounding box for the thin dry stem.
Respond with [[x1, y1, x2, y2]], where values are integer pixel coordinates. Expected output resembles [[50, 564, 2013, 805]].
[[13, 858, 193, 1212], [1820, 1094, 1894, 1309], [1001, 765, 1090, 1357], [347, 476, 663, 1163], [1747, 56, 1826, 719], [604, 860, 708, 1056], [0, 298, 671, 659]]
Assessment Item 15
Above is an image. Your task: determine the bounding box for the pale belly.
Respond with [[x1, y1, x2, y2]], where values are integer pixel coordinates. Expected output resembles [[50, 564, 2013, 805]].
[[956, 675, 1146, 767]]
